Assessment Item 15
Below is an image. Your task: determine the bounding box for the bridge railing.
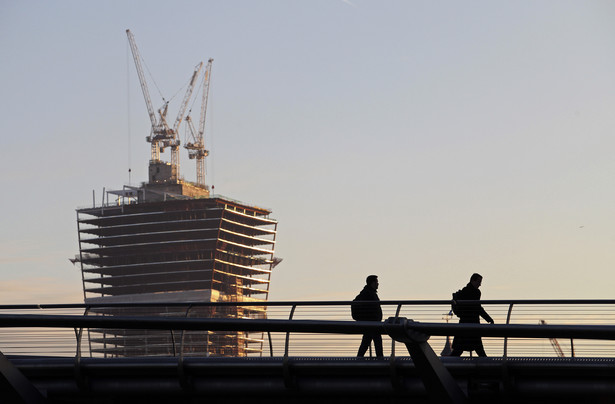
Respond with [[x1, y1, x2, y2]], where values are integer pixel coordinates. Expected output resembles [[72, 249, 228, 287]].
[[0, 300, 613, 358], [264, 300, 615, 358]]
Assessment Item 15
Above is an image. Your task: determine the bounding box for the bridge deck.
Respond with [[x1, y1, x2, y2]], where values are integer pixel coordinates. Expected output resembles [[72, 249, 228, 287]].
[[1, 301, 615, 402], [8, 355, 615, 403]]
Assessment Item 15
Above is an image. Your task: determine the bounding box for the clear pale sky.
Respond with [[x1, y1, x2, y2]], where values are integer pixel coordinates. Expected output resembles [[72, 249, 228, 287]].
[[1, 1, 614, 304]]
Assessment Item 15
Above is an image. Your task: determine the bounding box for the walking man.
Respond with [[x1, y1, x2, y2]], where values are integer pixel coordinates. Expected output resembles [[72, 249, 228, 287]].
[[450, 273, 494, 357], [354, 275, 384, 358]]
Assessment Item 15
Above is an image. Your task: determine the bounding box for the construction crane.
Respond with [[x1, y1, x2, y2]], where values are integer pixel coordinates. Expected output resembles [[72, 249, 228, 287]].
[[126, 29, 162, 163], [185, 58, 213, 188], [539, 320, 565, 357], [126, 29, 203, 182], [170, 61, 203, 180]]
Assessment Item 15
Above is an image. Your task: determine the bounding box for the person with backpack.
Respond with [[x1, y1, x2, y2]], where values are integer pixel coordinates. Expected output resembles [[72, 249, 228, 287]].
[[353, 275, 384, 358], [450, 273, 494, 357]]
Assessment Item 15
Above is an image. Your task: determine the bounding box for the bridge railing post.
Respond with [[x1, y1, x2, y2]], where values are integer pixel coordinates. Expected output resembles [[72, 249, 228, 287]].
[[74, 306, 91, 360], [74, 306, 91, 390], [284, 305, 297, 358], [267, 331, 274, 357], [503, 303, 514, 358], [390, 303, 403, 358], [178, 304, 194, 358]]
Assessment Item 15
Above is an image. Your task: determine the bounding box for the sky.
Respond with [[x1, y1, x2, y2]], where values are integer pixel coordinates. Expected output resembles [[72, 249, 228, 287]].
[[1, 1, 614, 304]]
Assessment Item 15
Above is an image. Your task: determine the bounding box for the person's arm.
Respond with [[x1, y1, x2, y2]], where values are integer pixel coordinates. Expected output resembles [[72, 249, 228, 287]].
[[479, 306, 494, 324]]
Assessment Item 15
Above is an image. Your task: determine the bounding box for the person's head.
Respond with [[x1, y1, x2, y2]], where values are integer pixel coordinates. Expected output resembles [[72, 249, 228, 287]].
[[470, 273, 483, 288], [366, 275, 379, 290]]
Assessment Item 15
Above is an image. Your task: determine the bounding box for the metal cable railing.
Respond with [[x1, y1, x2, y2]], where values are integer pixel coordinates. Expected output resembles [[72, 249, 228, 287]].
[[0, 300, 613, 358]]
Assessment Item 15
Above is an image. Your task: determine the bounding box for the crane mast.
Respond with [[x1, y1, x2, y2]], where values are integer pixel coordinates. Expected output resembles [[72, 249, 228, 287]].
[[185, 58, 213, 187], [170, 61, 203, 180]]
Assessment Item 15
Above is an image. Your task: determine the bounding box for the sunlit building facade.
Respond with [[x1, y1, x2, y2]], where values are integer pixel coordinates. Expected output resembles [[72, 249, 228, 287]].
[[74, 184, 278, 357]]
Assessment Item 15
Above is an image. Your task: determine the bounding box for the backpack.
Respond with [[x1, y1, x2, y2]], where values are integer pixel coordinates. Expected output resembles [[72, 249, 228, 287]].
[[451, 289, 463, 317], [351, 293, 365, 320]]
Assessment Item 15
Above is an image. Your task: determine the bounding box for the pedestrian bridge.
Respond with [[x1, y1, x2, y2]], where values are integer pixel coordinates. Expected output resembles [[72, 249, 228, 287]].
[[1, 299, 614, 403]]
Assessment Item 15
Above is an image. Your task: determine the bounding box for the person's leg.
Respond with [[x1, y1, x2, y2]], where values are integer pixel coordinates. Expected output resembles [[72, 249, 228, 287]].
[[373, 333, 384, 357], [450, 335, 463, 356], [475, 339, 487, 357], [357, 334, 372, 357]]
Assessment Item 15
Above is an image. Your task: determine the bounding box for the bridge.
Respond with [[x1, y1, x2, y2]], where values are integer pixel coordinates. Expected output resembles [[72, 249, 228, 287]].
[[0, 300, 614, 403]]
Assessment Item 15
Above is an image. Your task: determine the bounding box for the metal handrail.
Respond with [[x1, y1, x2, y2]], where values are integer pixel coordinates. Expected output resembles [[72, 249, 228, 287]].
[[1, 314, 615, 340], [2, 299, 615, 310]]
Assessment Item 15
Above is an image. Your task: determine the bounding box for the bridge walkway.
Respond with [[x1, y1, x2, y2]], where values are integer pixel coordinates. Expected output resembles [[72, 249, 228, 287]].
[[0, 300, 613, 403]]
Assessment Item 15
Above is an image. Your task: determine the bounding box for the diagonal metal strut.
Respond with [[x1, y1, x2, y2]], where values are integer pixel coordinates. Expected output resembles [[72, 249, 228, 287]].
[[0, 351, 47, 403], [385, 317, 467, 404]]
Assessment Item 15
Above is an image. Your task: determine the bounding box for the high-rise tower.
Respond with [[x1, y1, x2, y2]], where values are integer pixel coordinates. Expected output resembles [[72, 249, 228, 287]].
[[73, 31, 279, 357]]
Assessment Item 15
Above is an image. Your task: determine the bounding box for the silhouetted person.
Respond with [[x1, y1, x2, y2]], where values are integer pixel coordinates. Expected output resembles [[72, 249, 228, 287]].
[[450, 273, 494, 357], [354, 275, 384, 358]]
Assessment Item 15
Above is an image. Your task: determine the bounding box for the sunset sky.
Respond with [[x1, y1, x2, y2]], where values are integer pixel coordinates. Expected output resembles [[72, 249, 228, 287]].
[[1, 1, 614, 304]]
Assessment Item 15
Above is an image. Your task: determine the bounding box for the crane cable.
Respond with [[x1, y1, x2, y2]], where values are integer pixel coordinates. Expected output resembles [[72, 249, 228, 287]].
[[137, 52, 167, 104], [126, 39, 132, 185]]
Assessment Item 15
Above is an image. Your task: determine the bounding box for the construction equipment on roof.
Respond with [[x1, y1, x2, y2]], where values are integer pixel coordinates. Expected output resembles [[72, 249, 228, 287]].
[[185, 58, 213, 188], [126, 29, 205, 186]]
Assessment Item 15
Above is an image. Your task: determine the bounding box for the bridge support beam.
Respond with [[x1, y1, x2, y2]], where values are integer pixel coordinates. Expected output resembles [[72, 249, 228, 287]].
[[385, 317, 467, 404], [0, 351, 47, 403]]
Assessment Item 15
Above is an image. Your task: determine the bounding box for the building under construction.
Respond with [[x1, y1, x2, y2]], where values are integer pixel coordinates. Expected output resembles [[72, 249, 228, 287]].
[[73, 30, 279, 357]]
